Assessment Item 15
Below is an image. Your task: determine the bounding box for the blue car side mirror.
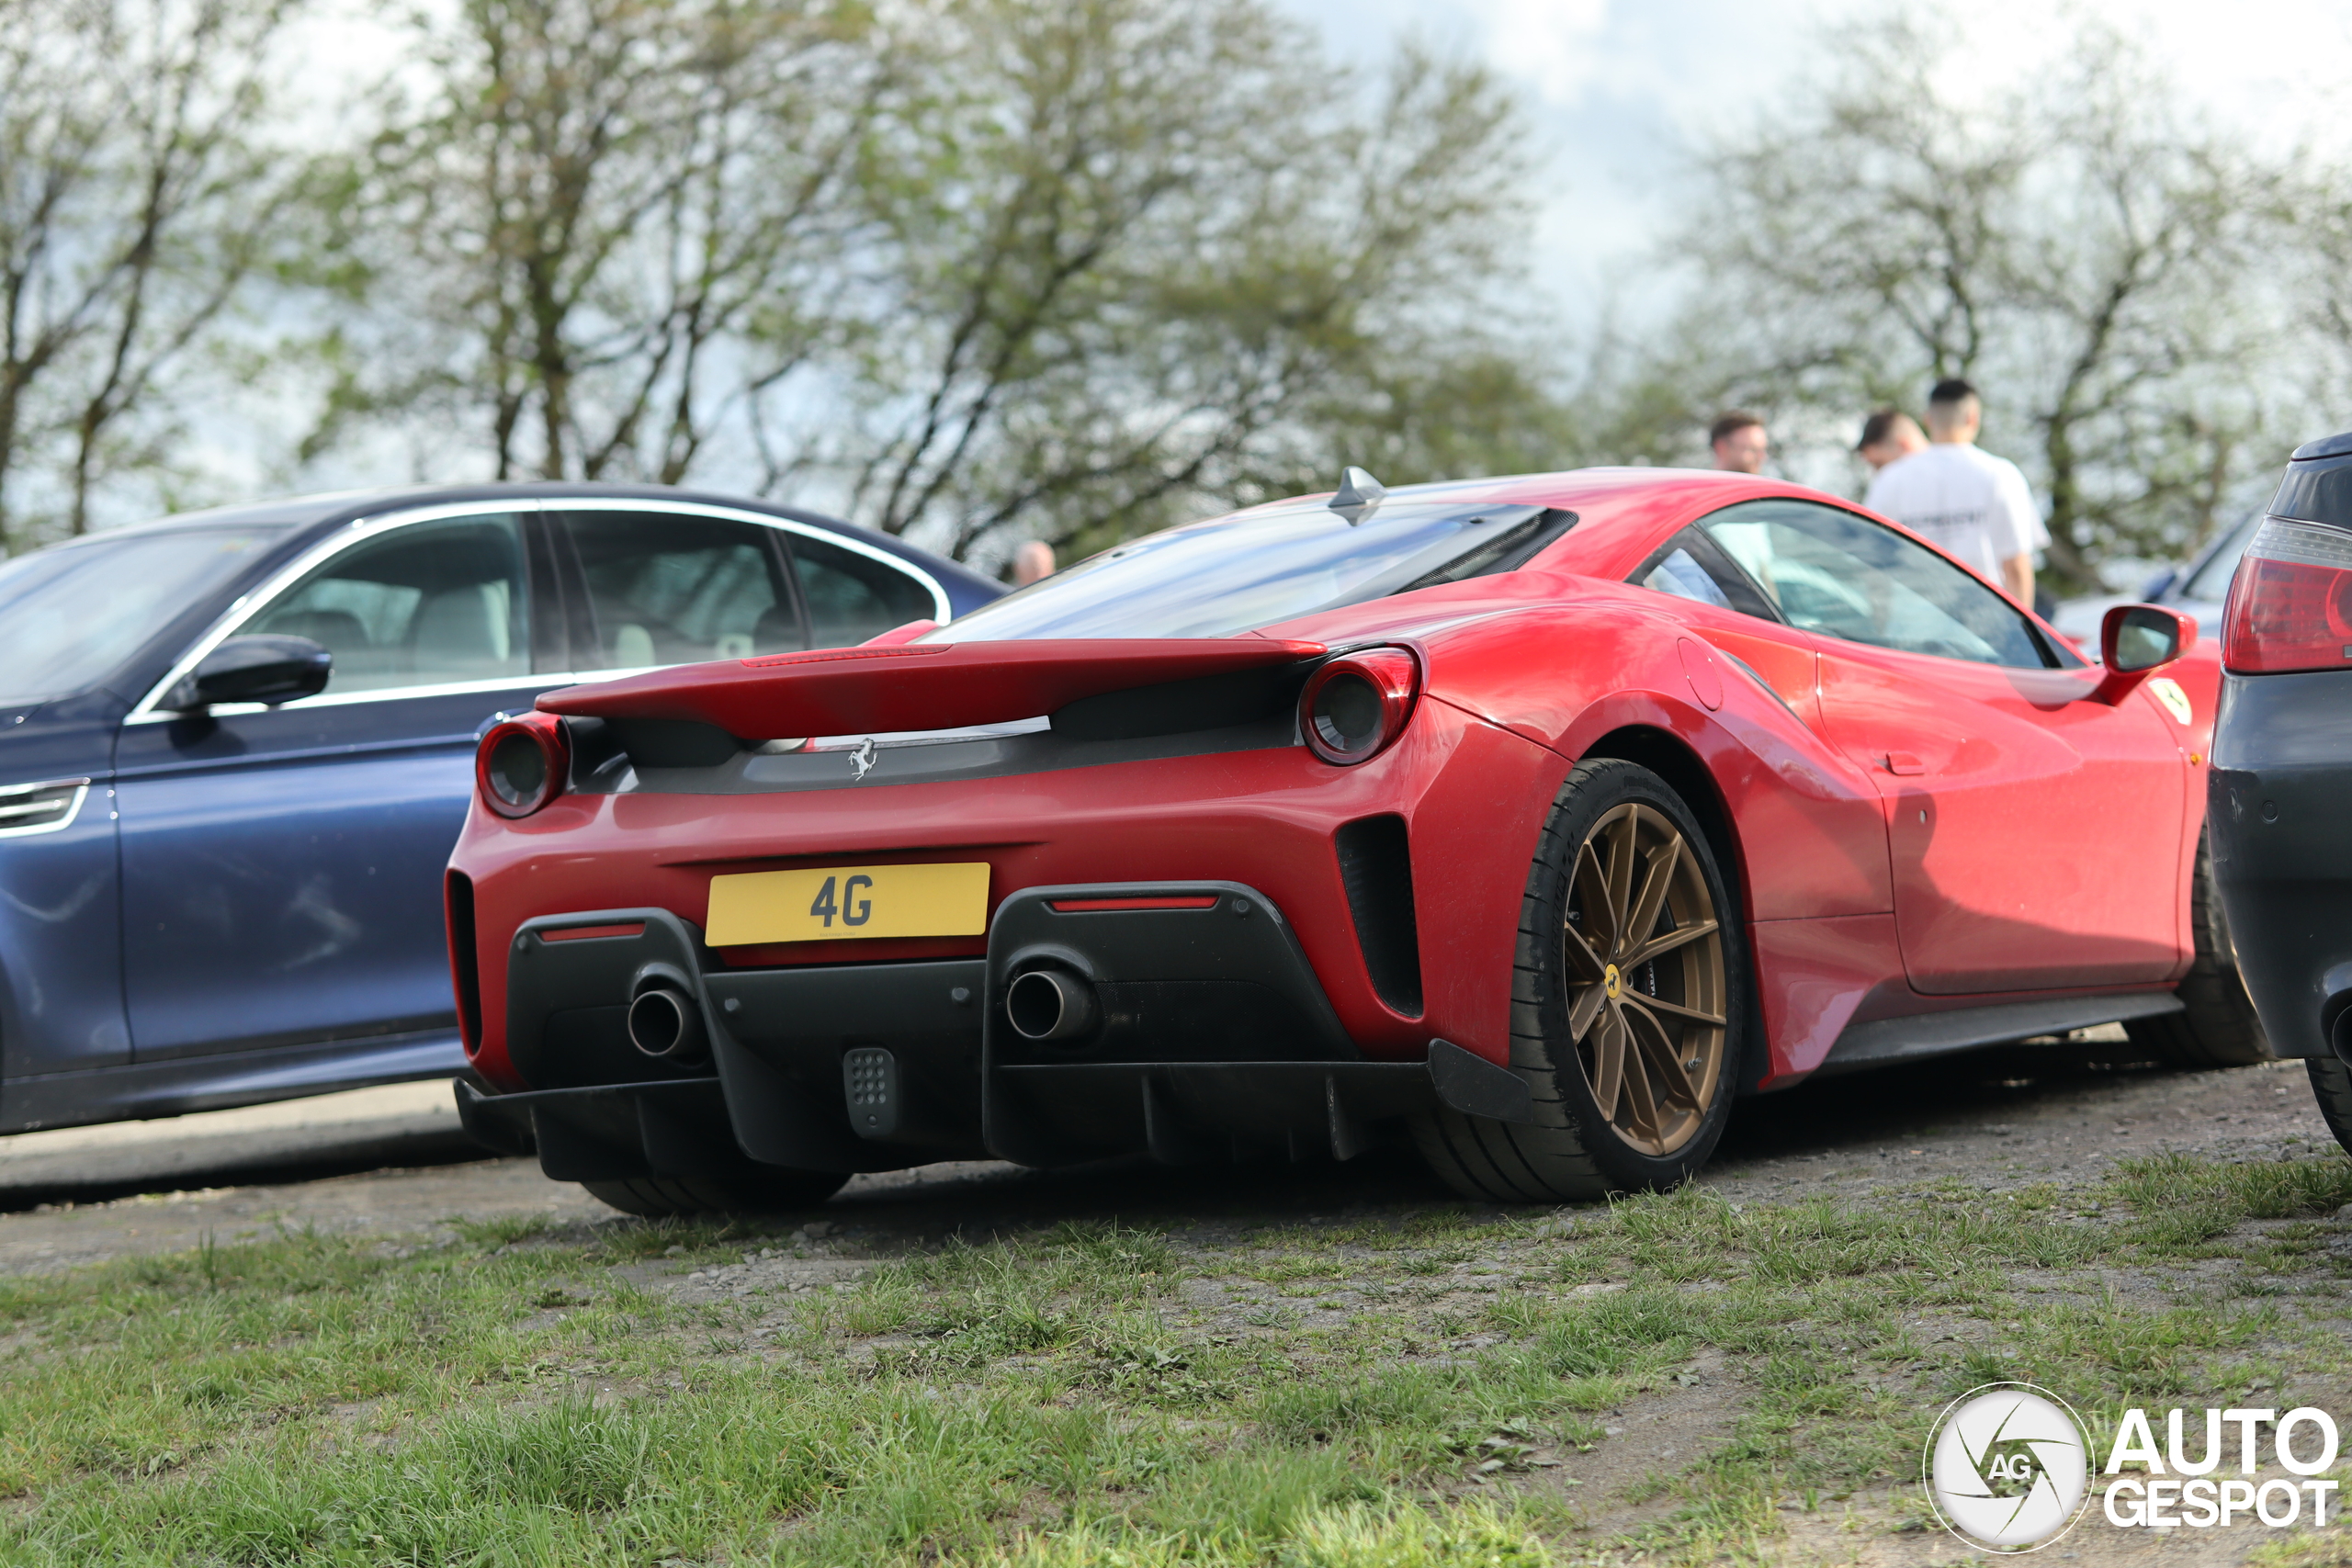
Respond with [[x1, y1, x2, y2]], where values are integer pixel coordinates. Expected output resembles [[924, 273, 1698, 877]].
[[164, 635, 333, 711]]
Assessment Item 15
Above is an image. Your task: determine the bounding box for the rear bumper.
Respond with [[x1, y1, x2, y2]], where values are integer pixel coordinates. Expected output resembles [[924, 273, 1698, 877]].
[[2209, 669, 2352, 1059], [462, 890, 1532, 1181], [450, 695, 1567, 1089]]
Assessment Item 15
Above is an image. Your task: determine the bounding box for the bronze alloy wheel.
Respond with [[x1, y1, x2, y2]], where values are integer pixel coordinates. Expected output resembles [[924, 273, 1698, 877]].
[[1412, 756, 1744, 1204], [1559, 801, 1728, 1156]]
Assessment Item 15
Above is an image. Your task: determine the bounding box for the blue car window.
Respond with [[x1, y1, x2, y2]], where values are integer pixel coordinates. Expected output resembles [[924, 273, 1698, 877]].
[[0, 525, 292, 706], [560, 511, 801, 669], [247, 514, 530, 692], [788, 530, 936, 647]]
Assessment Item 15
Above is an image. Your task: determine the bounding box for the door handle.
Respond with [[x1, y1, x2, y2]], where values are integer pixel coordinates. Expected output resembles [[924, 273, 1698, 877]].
[[1884, 751, 1925, 775]]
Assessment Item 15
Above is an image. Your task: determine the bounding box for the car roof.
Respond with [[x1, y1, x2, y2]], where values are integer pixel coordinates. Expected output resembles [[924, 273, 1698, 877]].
[[1249, 467, 1881, 580], [74, 481, 1000, 595]]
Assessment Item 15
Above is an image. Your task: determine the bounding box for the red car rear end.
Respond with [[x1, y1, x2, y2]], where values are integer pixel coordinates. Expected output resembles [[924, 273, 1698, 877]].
[[447, 468, 2240, 1213]]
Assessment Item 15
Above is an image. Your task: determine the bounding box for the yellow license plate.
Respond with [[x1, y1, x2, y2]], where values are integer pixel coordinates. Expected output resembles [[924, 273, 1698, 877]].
[[706, 863, 989, 945]]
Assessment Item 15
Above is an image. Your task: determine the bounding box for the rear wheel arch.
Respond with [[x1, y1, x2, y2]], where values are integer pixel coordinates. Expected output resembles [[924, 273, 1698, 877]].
[[1574, 724, 1771, 1094], [1575, 726, 1747, 926]]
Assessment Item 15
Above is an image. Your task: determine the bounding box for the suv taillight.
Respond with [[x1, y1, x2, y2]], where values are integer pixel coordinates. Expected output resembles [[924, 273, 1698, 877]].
[[2222, 517, 2352, 674], [1300, 648, 1420, 765], [477, 712, 569, 818]]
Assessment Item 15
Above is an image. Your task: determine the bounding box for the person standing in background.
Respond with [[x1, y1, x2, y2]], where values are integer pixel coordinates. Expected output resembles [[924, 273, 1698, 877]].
[[1010, 539, 1055, 586], [1855, 408, 1928, 472], [1862, 378, 2047, 607], [1709, 412, 1769, 474]]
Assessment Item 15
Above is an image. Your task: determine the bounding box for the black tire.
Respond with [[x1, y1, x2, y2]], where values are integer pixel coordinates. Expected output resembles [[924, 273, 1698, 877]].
[[2307, 1055, 2352, 1158], [579, 1168, 849, 1217], [1414, 758, 1747, 1202], [2125, 829, 2273, 1067]]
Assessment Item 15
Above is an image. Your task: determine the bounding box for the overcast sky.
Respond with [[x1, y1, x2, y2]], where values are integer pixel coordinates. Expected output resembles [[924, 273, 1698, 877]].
[[1279, 0, 2352, 333]]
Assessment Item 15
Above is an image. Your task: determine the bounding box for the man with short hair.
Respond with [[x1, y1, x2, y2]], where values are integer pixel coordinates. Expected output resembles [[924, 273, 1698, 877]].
[[1862, 378, 2047, 606], [1855, 408, 1928, 472], [1710, 411, 1769, 474]]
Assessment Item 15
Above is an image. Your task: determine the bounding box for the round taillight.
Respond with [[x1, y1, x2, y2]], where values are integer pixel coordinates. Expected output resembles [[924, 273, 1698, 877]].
[[477, 716, 569, 818], [1300, 648, 1419, 765]]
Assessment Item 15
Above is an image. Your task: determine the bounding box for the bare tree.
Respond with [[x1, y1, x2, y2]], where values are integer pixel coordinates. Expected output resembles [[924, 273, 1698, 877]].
[[1672, 19, 2294, 588], [0, 0, 293, 551], [2018, 35, 2288, 581], [812, 0, 1542, 564], [340, 0, 881, 482]]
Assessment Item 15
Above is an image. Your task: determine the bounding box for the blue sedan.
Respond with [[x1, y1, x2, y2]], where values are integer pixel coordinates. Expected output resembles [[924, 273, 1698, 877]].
[[0, 484, 1002, 1132]]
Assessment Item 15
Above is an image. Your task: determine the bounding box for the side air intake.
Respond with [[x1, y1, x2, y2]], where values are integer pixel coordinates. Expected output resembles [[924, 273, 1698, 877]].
[[1335, 815, 1422, 1017], [445, 871, 481, 1054]]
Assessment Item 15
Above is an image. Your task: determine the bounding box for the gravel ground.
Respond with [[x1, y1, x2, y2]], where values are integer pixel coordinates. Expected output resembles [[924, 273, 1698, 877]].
[[0, 1032, 2334, 1275]]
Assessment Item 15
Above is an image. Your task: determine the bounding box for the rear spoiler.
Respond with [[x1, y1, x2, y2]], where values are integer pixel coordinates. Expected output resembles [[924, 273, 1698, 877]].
[[537, 637, 1330, 739]]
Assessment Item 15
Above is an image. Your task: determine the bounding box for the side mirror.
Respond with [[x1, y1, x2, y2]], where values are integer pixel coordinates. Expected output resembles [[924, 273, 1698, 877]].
[[164, 635, 333, 711], [2090, 604, 2194, 705]]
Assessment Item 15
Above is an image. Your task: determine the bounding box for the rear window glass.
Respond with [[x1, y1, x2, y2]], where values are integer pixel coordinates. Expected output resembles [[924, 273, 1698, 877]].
[[933, 497, 1574, 642], [2271, 457, 2352, 530]]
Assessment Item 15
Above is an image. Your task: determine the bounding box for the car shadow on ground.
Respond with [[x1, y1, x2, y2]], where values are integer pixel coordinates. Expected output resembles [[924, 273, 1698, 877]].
[[812, 1036, 2194, 1234], [0, 1035, 2215, 1224], [0, 1129, 491, 1214]]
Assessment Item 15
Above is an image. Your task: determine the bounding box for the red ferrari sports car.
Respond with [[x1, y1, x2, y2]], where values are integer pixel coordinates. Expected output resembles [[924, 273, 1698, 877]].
[[446, 467, 2253, 1213]]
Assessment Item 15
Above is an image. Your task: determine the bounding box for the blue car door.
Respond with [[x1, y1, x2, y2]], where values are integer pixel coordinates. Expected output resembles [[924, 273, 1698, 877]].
[[112, 504, 567, 1063]]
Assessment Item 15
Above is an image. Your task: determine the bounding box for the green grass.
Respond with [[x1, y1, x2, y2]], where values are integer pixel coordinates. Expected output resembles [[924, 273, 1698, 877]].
[[0, 1152, 2347, 1563]]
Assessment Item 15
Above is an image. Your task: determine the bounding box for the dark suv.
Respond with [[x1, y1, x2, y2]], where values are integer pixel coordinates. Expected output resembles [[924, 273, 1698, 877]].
[[2209, 432, 2352, 1148]]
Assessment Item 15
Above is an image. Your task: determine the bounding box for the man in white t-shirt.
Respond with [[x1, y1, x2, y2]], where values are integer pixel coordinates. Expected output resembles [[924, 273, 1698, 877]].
[[1861, 378, 2048, 605]]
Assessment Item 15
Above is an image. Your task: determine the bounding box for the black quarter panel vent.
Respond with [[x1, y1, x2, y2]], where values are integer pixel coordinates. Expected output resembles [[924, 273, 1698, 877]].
[[1335, 815, 1422, 1017], [446, 871, 481, 1054]]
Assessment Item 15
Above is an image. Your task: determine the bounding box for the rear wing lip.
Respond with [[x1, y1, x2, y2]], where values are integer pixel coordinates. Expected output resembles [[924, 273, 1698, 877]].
[[537, 637, 1331, 740]]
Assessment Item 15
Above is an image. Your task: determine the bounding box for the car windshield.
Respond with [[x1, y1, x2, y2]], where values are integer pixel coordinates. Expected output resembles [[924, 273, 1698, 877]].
[[0, 525, 293, 706], [930, 497, 1575, 641]]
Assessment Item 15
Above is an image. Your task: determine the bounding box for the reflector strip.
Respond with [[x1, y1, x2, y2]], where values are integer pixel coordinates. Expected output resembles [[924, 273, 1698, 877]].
[[540, 922, 647, 942], [1046, 896, 1221, 912], [741, 644, 955, 670], [2248, 515, 2352, 569]]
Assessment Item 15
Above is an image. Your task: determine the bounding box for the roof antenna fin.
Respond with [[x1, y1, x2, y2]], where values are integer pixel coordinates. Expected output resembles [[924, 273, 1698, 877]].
[[1328, 465, 1385, 525]]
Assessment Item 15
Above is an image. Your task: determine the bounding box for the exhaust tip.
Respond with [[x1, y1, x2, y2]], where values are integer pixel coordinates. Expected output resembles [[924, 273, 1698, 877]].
[[1006, 969, 1099, 1043], [628, 986, 708, 1064]]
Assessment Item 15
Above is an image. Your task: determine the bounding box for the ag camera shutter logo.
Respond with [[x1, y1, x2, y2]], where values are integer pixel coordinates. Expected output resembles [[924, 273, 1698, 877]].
[[1924, 1382, 2091, 1551]]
